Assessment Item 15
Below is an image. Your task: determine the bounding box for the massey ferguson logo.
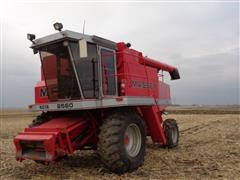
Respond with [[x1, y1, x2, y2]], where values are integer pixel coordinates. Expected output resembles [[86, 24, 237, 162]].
[[131, 80, 155, 89], [40, 88, 47, 97]]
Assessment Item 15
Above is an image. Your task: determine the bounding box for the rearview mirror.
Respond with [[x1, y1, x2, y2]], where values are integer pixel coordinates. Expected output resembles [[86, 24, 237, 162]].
[[79, 39, 88, 58]]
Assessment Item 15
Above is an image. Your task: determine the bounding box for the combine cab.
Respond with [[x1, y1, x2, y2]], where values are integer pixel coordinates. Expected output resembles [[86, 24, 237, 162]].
[[14, 23, 180, 173]]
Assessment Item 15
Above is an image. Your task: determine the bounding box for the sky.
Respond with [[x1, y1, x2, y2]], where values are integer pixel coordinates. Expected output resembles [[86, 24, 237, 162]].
[[0, 1, 239, 108]]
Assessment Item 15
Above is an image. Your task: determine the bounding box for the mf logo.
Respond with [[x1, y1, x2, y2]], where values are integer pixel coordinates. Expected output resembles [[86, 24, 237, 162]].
[[40, 87, 47, 97]]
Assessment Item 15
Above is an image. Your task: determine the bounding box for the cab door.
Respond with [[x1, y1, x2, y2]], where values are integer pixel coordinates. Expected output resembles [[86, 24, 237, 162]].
[[99, 47, 117, 96]]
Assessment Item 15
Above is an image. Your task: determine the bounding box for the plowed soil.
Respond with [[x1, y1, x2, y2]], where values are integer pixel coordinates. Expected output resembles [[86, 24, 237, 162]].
[[1, 106, 240, 179]]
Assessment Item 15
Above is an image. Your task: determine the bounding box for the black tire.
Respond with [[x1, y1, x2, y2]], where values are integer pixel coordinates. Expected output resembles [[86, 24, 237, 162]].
[[163, 119, 179, 148], [29, 116, 43, 127], [98, 110, 146, 174], [34, 160, 46, 165], [29, 113, 50, 128]]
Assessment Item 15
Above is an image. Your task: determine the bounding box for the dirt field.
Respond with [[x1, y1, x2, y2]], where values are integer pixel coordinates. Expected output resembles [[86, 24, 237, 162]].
[[1, 107, 240, 179]]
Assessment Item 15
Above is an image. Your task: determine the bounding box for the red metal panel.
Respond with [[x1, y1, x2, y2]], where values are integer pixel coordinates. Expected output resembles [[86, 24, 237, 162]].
[[34, 81, 48, 104], [14, 133, 56, 161], [140, 106, 167, 144], [116, 43, 160, 98], [13, 116, 91, 162], [14, 134, 53, 141], [159, 81, 170, 99], [26, 117, 82, 130]]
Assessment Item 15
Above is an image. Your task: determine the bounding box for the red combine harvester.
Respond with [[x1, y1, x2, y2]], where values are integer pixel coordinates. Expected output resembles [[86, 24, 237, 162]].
[[14, 23, 180, 173]]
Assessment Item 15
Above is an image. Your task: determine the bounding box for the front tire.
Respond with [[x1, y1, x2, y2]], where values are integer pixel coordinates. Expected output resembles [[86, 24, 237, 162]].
[[98, 110, 146, 174]]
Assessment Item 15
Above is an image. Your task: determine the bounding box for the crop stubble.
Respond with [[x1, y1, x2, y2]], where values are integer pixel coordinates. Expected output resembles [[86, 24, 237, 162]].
[[0, 107, 239, 179]]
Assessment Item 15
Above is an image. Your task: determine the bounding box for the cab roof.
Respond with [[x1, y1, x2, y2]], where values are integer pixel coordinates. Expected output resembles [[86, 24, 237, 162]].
[[30, 30, 116, 50]]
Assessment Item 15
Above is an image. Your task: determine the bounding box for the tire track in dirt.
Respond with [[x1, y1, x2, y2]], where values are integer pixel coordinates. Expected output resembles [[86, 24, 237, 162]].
[[180, 119, 221, 135]]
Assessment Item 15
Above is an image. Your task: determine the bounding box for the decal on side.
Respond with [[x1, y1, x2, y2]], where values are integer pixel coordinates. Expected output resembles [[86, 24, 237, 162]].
[[40, 87, 47, 97], [131, 80, 155, 89], [57, 103, 74, 109]]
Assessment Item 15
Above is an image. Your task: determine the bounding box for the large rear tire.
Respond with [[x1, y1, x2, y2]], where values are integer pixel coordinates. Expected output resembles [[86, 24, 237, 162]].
[[98, 110, 146, 174]]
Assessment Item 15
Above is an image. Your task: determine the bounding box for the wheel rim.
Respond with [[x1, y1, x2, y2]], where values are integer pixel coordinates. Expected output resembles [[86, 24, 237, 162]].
[[171, 126, 178, 143], [124, 123, 142, 157]]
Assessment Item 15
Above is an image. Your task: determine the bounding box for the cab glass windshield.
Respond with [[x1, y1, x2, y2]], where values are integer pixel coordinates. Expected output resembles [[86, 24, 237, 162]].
[[39, 42, 80, 101]]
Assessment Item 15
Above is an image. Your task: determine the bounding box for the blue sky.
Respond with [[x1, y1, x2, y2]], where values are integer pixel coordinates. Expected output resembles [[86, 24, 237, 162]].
[[0, 1, 239, 107]]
